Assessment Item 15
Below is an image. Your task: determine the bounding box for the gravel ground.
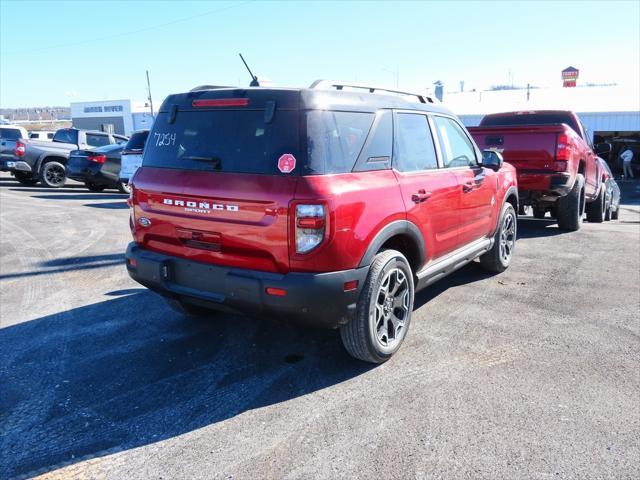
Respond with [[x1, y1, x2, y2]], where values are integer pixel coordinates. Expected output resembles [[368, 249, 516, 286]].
[[1, 172, 639, 480]]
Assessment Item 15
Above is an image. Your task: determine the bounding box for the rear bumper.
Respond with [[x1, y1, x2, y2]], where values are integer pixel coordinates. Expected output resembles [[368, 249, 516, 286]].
[[67, 162, 109, 184], [125, 243, 369, 328], [517, 171, 573, 197], [0, 159, 15, 172]]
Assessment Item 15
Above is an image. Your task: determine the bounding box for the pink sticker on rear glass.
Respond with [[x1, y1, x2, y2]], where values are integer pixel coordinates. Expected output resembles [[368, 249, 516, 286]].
[[278, 154, 296, 173]]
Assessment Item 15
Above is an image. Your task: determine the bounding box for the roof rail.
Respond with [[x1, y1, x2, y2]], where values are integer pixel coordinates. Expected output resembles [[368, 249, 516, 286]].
[[309, 79, 435, 104], [189, 85, 234, 92]]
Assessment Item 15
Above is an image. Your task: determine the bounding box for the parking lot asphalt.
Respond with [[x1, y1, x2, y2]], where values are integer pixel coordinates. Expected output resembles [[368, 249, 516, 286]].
[[0, 171, 639, 480]]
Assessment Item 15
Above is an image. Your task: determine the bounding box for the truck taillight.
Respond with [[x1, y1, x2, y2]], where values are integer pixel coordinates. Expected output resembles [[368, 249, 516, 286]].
[[556, 133, 572, 161], [552, 161, 568, 172], [295, 204, 326, 254], [87, 154, 107, 164], [15, 140, 25, 157]]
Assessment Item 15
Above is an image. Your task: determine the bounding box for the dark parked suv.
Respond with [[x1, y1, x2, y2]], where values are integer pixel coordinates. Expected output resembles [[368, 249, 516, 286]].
[[126, 81, 518, 363]]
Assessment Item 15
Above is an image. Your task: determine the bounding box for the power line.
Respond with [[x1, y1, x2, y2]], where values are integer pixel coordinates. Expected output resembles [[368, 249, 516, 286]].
[[2, 1, 254, 55]]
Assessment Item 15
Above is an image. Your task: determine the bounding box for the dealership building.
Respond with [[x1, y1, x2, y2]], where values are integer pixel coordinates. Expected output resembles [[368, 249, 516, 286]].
[[443, 83, 640, 168], [70, 99, 154, 136]]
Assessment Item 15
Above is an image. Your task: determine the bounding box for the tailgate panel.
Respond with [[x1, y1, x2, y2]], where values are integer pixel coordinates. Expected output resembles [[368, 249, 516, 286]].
[[133, 167, 297, 273]]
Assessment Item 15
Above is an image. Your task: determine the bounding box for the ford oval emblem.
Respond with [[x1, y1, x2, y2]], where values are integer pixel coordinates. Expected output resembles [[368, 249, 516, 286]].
[[138, 217, 151, 227]]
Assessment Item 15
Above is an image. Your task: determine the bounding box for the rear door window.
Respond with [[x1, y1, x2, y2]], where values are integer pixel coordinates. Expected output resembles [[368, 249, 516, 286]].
[[143, 109, 300, 175], [394, 113, 438, 172], [432, 116, 477, 168]]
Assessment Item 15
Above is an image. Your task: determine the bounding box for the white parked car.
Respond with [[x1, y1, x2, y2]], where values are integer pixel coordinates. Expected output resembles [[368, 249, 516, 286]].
[[28, 131, 55, 141], [120, 130, 149, 183]]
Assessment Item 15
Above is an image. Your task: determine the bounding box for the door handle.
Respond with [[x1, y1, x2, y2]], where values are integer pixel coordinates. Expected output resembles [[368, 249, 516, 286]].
[[462, 182, 475, 192], [412, 189, 431, 203]]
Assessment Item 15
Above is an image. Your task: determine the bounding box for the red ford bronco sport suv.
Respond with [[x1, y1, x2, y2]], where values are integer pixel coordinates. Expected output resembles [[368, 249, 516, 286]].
[[126, 81, 518, 363]]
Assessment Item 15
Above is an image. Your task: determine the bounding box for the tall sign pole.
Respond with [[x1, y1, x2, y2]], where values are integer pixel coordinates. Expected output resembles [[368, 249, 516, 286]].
[[146, 70, 154, 116]]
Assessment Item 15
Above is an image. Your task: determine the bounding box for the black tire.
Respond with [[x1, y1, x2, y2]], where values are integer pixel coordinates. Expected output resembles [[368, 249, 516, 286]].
[[117, 180, 131, 194], [480, 202, 517, 273], [604, 202, 611, 221], [611, 207, 619, 220], [557, 174, 585, 231], [549, 204, 558, 219], [165, 297, 213, 318], [85, 182, 106, 192], [340, 249, 414, 363], [585, 185, 606, 223], [532, 206, 546, 219], [40, 161, 67, 188], [14, 171, 38, 186]]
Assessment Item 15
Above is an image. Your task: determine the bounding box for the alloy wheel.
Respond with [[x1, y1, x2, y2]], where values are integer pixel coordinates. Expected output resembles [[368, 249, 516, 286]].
[[374, 268, 410, 349], [500, 211, 516, 264], [45, 164, 65, 187]]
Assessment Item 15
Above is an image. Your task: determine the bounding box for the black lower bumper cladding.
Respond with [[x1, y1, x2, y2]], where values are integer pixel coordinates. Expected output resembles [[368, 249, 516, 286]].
[[125, 242, 369, 328]]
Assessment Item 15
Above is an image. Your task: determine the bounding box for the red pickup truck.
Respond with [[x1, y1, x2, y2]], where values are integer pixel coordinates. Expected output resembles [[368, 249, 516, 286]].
[[469, 110, 611, 230]]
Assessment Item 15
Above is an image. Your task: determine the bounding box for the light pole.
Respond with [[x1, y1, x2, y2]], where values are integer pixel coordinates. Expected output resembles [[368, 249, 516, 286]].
[[382, 67, 399, 89]]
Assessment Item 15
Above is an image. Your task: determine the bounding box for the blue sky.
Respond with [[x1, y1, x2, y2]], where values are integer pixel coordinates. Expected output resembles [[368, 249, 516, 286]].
[[1, 0, 639, 108]]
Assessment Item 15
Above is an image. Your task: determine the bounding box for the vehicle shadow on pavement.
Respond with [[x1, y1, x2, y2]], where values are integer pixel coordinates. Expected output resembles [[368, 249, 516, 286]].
[[413, 261, 496, 309], [0, 291, 372, 478], [83, 201, 129, 209], [0, 253, 125, 280], [516, 217, 567, 239], [31, 193, 128, 201]]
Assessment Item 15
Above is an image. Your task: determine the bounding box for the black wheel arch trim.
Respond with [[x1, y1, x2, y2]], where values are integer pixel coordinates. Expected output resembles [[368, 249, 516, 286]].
[[35, 154, 67, 174], [358, 220, 426, 269], [502, 185, 519, 210]]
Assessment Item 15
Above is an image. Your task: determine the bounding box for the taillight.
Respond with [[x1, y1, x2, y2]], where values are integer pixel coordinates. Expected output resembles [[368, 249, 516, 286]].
[[15, 140, 25, 157], [556, 133, 572, 161], [87, 154, 106, 164], [552, 161, 568, 172], [295, 204, 326, 254]]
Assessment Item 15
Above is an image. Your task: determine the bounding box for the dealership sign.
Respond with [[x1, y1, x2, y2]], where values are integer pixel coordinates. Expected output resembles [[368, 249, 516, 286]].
[[83, 105, 124, 113], [562, 66, 579, 88]]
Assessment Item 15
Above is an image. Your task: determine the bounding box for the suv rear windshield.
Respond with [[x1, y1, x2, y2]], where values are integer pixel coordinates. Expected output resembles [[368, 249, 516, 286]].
[[142, 109, 374, 175], [143, 110, 300, 175], [481, 113, 580, 136], [124, 131, 149, 152]]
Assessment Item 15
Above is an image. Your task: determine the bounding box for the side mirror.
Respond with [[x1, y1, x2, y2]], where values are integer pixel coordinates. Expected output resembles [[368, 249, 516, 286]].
[[595, 143, 612, 155], [481, 150, 504, 172]]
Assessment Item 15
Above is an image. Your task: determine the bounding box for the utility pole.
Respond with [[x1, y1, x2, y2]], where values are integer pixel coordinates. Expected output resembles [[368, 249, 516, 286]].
[[382, 67, 399, 88], [146, 70, 154, 117]]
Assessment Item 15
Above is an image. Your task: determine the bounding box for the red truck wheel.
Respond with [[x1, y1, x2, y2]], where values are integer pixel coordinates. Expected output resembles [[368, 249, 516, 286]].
[[557, 174, 585, 231], [585, 186, 606, 223]]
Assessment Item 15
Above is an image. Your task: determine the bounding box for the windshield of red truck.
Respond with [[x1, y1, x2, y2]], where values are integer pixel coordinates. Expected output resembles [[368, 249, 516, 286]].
[[480, 113, 580, 136]]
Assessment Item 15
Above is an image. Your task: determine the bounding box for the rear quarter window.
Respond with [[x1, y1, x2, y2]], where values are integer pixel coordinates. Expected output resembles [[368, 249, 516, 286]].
[[305, 111, 374, 174]]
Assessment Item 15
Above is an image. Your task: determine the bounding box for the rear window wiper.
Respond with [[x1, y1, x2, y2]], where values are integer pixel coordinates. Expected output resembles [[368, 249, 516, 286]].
[[181, 155, 222, 168]]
